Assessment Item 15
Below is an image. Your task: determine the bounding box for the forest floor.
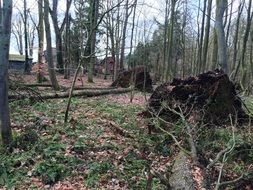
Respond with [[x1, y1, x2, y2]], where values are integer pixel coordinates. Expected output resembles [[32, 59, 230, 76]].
[[1, 74, 253, 189], [23, 73, 113, 88], [1, 90, 170, 189]]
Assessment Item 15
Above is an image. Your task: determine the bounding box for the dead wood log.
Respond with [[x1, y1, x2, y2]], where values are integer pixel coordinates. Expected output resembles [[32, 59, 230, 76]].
[[18, 84, 116, 91], [9, 88, 131, 100], [70, 87, 116, 91], [22, 83, 53, 87]]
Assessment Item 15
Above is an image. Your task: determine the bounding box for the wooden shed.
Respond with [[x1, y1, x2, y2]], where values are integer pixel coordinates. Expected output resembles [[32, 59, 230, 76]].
[[9, 54, 33, 72]]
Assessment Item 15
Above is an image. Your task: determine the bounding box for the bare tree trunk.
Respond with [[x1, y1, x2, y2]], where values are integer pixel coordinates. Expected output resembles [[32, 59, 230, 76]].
[[104, 27, 109, 80], [234, 0, 252, 81], [250, 23, 253, 80], [0, 0, 13, 146], [24, 0, 30, 74], [50, 0, 72, 74], [128, 0, 137, 102], [231, 2, 244, 73], [202, 0, 212, 72], [44, 0, 60, 90], [212, 30, 218, 70], [225, 0, 233, 44], [108, 23, 116, 80], [88, 0, 99, 83], [197, 0, 207, 73], [37, 0, 44, 83], [215, 0, 228, 73], [114, 0, 121, 80], [119, 0, 130, 70], [162, 0, 169, 81], [181, 1, 187, 77], [28, 24, 36, 57], [64, 14, 71, 79], [50, 0, 64, 74], [165, 0, 176, 80]]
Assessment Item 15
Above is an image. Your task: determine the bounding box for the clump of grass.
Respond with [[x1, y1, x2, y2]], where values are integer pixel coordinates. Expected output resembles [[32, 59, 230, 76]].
[[33, 161, 67, 184]]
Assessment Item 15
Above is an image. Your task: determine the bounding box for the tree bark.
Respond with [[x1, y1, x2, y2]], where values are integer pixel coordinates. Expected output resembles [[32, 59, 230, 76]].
[[225, 0, 233, 44], [165, 0, 176, 80], [231, 2, 244, 73], [234, 0, 252, 81], [23, 0, 30, 74], [64, 14, 71, 79], [88, 0, 99, 83], [37, 0, 44, 83], [0, 0, 13, 146], [202, 0, 212, 72], [197, 0, 207, 73], [119, 0, 130, 70], [162, 0, 169, 81], [44, 0, 60, 90], [215, 0, 228, 73], [212, 31, 218, 70], [9, 88, 131, 101], [50, 0, 72, 74]]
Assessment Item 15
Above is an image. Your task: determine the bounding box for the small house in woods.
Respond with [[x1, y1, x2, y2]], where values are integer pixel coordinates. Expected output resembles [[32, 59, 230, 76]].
[[8, 54, 33, 72]]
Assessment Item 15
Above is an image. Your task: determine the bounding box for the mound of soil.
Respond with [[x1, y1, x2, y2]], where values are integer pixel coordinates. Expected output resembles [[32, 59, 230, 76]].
[[147, 69, 250, 126], [111, 66, 153, 92]]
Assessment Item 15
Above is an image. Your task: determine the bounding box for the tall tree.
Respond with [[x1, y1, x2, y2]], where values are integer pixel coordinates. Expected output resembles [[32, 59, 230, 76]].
[[0, 0, 13, 145], [215, 0, 228, 73], [119, 0, 130, 70], [64, 13, 71, 79], [162, 0, 169, 81], [234, 0, 252, 81], [165, 0, 176, 80], [44, 0, 60, 90], [196, 0, 207, 73], [105, 1, 117, 80], [231, 1, 244, 73], [23, 0, 30, 74], [50, 0, 72, 74], [201, 0, 212, 72], [87, 0, 99, 83], [37, 0, 44, 83]]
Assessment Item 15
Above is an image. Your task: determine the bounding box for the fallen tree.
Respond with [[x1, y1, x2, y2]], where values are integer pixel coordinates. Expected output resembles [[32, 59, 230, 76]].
[[111, 66, 153, 92], [21, 83, 116, 91], [143, 69, 253, 189], [9, 88, 131, 101], [147, 69, 250, 126]]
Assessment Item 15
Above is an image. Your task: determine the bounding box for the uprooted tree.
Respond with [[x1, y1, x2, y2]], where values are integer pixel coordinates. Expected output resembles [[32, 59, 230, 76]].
[[143, 69, 253, 189], [111, 66, 153, 92], [147, 69, 250, 126]]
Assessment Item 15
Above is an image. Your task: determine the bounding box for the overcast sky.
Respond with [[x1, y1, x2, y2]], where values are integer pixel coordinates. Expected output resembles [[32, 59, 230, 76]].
[[10, 0, 249, 61]]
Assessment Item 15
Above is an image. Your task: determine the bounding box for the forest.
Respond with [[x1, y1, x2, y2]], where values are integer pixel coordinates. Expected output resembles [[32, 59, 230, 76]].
[[0, 0, 253, 189]]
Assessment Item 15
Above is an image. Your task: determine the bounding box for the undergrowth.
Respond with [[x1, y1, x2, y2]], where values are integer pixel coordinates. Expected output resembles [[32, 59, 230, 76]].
[[2, 96, 252, 189], [0, 97, 166, 189]]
